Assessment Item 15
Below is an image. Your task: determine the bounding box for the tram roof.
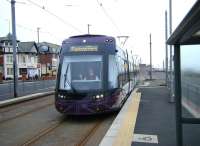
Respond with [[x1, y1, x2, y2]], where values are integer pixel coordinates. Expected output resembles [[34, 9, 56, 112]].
[[61, 34, 116, 54], [62, 34, 115, 43], [167, 1, 200, 45], [69, 34, 108, 38]]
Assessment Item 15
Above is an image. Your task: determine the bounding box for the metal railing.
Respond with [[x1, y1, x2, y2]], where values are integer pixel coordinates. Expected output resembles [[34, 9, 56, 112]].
[[0, 79, 56, 101]]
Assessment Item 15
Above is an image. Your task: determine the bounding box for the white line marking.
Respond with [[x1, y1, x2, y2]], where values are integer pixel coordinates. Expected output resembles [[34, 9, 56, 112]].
[[133, 134, 158, 144]]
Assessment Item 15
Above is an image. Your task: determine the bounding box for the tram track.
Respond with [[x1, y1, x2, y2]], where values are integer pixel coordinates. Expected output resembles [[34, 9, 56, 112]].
[[0, 95, 53, 113], [21, 119, 64, 146], [0, 95, 116, 146], [0, 102, 54, 124], [75, 120, 103, 146], [19, 116, 106, 146], [0, 95, 54, 124]]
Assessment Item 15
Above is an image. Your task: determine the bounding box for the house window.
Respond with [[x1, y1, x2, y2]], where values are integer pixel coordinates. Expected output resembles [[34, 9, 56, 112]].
[[7, 68, 13, 75], [34, 57, 37, 64], [28, 55, 31, 62], [0, 65, 3, 74], [6, 56, 13, 63], [22, 56, 26, 63], [5, 47, 9, 52], [0, 47, 3, 53], [31, 56, 34, 64], [9, 47, 13, 52]]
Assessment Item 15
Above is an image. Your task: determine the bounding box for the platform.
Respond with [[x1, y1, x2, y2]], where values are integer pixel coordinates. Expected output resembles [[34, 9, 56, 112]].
[[132, 81, 176, 146], [100, 80, 200, 146]]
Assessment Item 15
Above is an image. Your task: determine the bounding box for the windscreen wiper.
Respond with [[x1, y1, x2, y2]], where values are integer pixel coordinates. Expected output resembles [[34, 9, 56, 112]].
[[64, 64, 77, 93]]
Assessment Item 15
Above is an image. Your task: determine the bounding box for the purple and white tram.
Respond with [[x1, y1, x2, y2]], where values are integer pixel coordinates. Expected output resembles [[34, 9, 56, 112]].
[[55, 34, 136, 115]]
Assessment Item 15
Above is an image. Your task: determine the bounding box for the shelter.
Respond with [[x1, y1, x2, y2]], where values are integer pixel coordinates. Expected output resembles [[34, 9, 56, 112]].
[[167, 1, 200, 146]]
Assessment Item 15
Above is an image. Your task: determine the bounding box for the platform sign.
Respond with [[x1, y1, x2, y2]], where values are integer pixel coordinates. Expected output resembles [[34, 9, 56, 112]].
[[70, 45, 98, 52]]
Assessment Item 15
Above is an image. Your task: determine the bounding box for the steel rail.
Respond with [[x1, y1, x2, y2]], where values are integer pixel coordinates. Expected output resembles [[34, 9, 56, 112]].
[[0, 95, 53, 113], [75, 120, 103, 146], [21, 120, 63, 146], [0, 102, 54, 124]]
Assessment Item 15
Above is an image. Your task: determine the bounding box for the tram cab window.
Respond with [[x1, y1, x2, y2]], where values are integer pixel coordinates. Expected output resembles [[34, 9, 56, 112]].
[[59, 55, 102, 91], [71, 62, 101, 81]]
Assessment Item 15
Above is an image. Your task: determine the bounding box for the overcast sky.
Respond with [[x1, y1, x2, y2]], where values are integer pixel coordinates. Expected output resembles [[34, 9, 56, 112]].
[[0, 0, 197, 67]]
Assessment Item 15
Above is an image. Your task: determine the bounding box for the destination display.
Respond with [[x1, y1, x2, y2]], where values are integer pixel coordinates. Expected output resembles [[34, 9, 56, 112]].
[[70, 45, 98, 52]]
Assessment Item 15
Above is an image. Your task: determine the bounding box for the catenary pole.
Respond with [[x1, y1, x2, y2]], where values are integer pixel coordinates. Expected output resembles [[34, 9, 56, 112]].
[[165, 10, 168, 85], [11, 0, 18, 97], [149, 33, 152, 80], [37, 27, 40, 43], [87, 24, 91, 34]]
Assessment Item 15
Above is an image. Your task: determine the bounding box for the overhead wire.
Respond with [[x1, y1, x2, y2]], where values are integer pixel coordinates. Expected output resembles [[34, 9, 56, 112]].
[[96, 0, 121, 35], [3, 0, 66, 41], [1, 18, 63, 42], [26, 0, 83, 33]]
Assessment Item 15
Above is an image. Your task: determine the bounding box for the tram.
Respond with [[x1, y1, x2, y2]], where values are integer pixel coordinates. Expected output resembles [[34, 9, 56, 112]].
[[55, 34, 136, 115]]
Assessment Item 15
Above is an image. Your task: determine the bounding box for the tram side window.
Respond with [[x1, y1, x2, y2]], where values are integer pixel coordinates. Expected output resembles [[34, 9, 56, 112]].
[[119, 60, 129, 86], [108, 55, 118, 89], [117, 56, 127, 88]]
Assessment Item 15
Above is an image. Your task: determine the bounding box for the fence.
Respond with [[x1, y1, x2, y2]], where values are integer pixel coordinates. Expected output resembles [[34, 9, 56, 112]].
[[0, 79, 56, 101]]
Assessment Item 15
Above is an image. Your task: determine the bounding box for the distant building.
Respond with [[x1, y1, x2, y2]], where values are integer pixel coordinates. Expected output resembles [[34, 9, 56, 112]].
[[17, 41, 39, 79], [0, 34, 39, 79], [0, 34, 60, 80], [0, 33, 19, 80], [139, 64, 148, 80], [0, 43, 3, 82], [37, 42, 60, 77]]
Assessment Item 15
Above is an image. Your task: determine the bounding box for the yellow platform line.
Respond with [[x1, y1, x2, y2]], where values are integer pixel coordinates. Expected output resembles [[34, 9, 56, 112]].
[[113, 89, 141, 146]]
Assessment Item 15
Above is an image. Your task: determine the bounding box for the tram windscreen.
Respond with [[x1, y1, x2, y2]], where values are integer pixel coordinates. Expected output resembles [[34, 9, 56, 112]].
[[59, 55, 103, 91]]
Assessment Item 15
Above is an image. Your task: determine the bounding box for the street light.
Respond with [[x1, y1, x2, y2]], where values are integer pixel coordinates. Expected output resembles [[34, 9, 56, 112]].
[[11, 0, 18, 97]]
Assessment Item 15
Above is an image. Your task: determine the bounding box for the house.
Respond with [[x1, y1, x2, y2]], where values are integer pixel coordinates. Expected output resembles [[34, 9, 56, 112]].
[[17, 41, 39, 79], [0, 43, 3, 82], [0, 33, 19, 80], [37, 42, 60, 77], [0, 34, 39, 80], [0, 33, 60, 80]]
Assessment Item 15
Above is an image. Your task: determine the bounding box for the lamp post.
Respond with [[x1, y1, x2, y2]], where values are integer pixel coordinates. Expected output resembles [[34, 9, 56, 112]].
[[11, 0, 18, 97], [149, 33, 152, 80], [87, 24, 91, 34]]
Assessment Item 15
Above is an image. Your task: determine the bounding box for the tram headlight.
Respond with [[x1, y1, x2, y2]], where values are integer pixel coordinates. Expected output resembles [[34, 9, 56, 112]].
[[58, 94, 66, 99], [94, 94, 104, 99]]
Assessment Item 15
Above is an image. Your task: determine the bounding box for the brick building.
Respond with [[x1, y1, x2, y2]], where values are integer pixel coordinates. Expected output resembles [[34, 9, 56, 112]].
[[37, 42, 60, 77]]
